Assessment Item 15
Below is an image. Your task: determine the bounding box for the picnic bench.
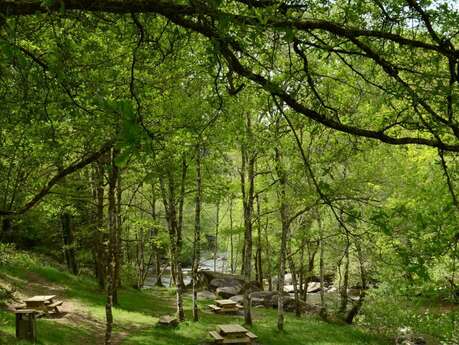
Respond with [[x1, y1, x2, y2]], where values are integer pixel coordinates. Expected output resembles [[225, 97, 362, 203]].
[[208, 299, 242, 314], [209, 324, 258, 344], [158, 315, 178, 327], [17, 295, 63, 314]]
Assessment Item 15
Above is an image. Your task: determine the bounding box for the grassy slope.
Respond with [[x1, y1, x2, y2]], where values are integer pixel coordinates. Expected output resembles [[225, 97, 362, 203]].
[[0, 254, 390, 345]]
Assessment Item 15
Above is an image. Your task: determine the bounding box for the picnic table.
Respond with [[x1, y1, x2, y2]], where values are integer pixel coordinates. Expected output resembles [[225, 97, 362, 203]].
[[20, 295, 63, 314], [208, 299, 243, 314], [209, 324, 257, 344]]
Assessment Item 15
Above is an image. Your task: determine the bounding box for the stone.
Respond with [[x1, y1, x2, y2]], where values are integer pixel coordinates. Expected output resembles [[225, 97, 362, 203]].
[[395, 327, 427, 345], [284, 285, 295, 293], [229, 295, 244, 304], [307, 282, 321, 293], [197, 290, 216, 300], [216, 286, 241, 298]]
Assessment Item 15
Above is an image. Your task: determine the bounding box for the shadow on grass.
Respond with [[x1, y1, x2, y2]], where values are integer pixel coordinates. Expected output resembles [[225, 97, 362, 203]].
[[0, 311, 95, 345]]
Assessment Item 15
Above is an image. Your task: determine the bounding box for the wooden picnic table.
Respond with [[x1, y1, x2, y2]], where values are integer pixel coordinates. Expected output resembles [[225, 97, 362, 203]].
[[208, 299, 242, 314], [216, 299, 237, 307], [21, 295, 63, 314], [209, 324, 258, 344]]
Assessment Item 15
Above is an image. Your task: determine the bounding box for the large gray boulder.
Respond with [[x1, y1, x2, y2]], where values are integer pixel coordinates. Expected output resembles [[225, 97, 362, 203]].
[[216, 286, 241, 298], [210, 278, 243, 291], [197, 290, 216, 300], [229, 295, 244, 304]]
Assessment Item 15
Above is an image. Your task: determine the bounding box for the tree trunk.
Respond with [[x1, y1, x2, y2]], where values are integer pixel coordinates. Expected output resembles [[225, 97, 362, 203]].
[[264, 217, 273, 291], [113, 171, 122, 305], [94, 158, 106, 289], [275, 145, 289, 331], [240, 113, 256, 326], [287, 246, 301, 317], [176, 262, 185, 321], [338, 239, 350, 318], [105, 147, 118, 345], [318, 210, 327, 319], [345, 241, 367, 324], [192, 144, 202, 321], [229, 198, 235, 273], [214, 201, 220, 272], [255, 195, 263, 289], [1, 217, 13, 243], [61, 212, 78, 275]]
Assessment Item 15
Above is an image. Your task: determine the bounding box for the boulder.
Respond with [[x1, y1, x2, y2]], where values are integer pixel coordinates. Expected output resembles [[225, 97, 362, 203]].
[[216, 286, 241, 298], [251, 297, 266, 307], [197, 290, 216, 300], [250, 291, 290, 308], [307, 282, 321, 293], [229, 295, 244, 304], [284, 285, 295, 293], [210, 278, 243, 291], [326, 286, 337, 293]]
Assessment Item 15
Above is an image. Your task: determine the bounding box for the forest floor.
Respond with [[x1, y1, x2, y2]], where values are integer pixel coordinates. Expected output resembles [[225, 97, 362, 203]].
[[0, 254, 392, 345]]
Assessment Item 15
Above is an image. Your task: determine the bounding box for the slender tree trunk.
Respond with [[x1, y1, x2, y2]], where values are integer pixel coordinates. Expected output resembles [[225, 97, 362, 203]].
[[229, 198, 235, 273], [345, 241, 367, 324], [94, 158, 106, 289], [192, 144, 202, 321], [255, 195, 263, 289], [151, 182, 163, 287], [338, 237, 350, 318], [61, 212, 78, 275], [275, 145, 290, 331], [241, 138, 255, 325], [176, 262, 185, 321], [264, 218, 273, 291], [105, 148, 118, 345], [1, 217, 13, 243], [240, 118, 256, 326], [113, 172, 122, 305], [287, 246, 301, 317], [318, 210, 327, 319], [214, 201, 220, 272]]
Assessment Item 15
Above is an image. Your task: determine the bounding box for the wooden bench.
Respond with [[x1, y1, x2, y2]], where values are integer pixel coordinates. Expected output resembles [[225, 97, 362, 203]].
[[209, 330, 224, 343], [158, 315, 178, 327], [236, 303, 243, 309], [14, 303, 27, 310], [208, 304, 222, 312], [246, 331, 257, 340], [47, 300, 63, 313]]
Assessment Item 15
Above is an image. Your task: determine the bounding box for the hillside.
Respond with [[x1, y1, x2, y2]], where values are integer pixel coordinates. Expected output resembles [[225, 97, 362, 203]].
[[0, 252, 390, 345]]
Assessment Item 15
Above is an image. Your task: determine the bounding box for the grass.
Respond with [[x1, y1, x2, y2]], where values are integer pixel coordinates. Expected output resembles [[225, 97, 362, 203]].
[[0, 252, 391, 345]]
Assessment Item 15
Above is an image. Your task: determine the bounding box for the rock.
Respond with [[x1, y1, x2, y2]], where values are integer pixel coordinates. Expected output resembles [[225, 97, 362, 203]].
[[250, 291, 277, 307], [395, 327, 427, 345], [197, 290, 216, 300], [251, 297, 266, 306], [326, 286, 337, 293], [229, 295, 244, 304], [284, 285, 295, 293], [348, 288, 361, 297], [307, 282, 321, 293], [216, 286, 241, 298], [210, 278, 243, 290]]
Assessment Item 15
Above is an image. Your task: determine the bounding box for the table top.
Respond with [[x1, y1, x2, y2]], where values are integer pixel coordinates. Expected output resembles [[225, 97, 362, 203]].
[[217, 324, 248, 335], [24, 295, 56, 302], [216, 299, 237, 306]]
